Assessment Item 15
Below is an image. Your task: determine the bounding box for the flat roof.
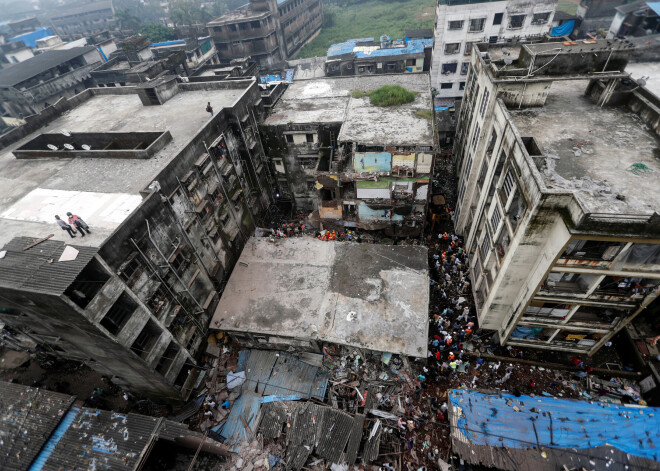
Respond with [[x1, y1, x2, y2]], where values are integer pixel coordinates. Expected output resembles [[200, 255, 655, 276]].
[[264, 74, 434, 146], [207, 8, 269, 25], [509, 80, 660, 216], [0, 83, 252, 249], [211, 237, 429, 357]]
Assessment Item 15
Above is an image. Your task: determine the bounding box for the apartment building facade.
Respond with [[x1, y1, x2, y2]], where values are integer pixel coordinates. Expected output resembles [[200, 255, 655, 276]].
[[453, 39, 660, 355], [431, 0, 558, 98], [48, 1, 116, 40], [0, 77, 274, 400], [207, 0, 322, 66], [263, 74, 434, 237]]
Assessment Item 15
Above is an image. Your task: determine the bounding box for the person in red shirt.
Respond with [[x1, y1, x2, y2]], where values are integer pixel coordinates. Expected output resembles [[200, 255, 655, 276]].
[[66, 212, 90, 236]]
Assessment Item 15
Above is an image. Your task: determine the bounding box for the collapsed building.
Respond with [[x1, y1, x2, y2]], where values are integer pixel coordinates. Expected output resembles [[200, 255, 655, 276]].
[[210, 237, 429, 358], [0, 76, 274, 401], [207, 0, 323, 66], [262, 74, 434, 237], [452, 38, 660, 355]]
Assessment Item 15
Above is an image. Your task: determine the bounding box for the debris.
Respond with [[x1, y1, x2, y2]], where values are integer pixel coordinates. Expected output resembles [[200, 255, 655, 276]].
[[227, 371, 246, 389]]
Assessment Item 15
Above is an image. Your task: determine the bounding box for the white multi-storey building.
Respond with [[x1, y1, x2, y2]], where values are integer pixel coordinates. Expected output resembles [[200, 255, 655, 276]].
[[431, 0, 558, 98], [452, 38, 660, 356]]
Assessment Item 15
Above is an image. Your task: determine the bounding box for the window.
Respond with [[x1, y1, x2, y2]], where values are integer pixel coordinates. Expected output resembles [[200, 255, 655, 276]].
[[490, 205, 501, 231], [448, 20, 464, 30], [463, 154, 473, 179], [532, 12, 551, 24], [286, 134, 294, 143], [131, 320, 161, 359], [493, 12, 503, 25], [489, 35, 498, 43], [213, 26, 221, 32], [387, 63, 396, 70], [459, 81, 466, 90], [100, 292, 137, 336], [562, 240, 624, 261], [440, 82, 453, 89], [508, 14, 525, 29], [480, 232, 491, 257], [306, 133, 314, 143], [469, 18, 486, 32], [347, 63, 353, 69], [501, 169, 515, 199], [479, 89, 490, 116], [460, 62, 469, 75], [444, 43, 461, 54], [441, 62, 458, 74], [471, 123, 481, 150], [464, 42, 473, 56]]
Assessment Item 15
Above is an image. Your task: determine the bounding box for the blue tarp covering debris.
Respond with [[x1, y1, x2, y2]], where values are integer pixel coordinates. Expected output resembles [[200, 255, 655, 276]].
[[327, 38, 374, 57], [648, 2, 660, 16], [219, 350, 330, 450], [327, 37, 433, 58], [259, 69, 294, 83], [449, 389, 660, 461], [551, 20, 576, 37], [150, 39, 186, 47], [10, 27, 53, 48]]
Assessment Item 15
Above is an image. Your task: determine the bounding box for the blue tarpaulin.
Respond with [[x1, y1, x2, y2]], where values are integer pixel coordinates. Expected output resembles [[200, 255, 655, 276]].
[[551, 20, 576, 37], [259, 69, 294, 83], [648, 2, 660, 16], [449, 389, 660, 461], [150, 39, 185, 47], [327, 38, 432, 58], [10, 27, 53, 48]]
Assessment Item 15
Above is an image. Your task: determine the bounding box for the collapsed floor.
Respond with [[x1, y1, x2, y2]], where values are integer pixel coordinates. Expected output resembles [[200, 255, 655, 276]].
[[172, 155, 648, 471]]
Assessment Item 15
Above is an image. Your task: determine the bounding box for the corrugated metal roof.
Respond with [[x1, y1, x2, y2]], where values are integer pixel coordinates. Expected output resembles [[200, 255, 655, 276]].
[[344, 413, 365, 465], [449, 389, 660, 471], [314, 407, 353, 464], [219, 391, 261, 450], [0, 47, 97, 87], [259, 402, 287, 439], [40, 408, 160, 471], [238, 350, 329, 400], [0, 237, 97, 295], [0, 382, 75, 471]]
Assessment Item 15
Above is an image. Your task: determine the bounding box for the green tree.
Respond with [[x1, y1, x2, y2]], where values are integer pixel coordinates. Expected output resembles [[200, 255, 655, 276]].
[[116, 8, 143, 31], [139, 24, 178, 42], [168, 0, 211, 25]]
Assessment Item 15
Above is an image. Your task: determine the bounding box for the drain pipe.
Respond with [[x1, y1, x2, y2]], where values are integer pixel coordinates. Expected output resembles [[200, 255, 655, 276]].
[[129, 237, 205, 333], [144, 220, 207, 323]]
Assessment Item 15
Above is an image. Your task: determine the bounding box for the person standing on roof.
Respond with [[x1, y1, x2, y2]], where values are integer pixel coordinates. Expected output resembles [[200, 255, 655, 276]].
[[67, 212, 90, 237], [206, 102, 214, 117], [55, 215, 76, 238]]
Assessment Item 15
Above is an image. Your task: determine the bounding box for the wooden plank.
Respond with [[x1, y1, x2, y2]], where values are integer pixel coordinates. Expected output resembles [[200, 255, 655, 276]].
[[22, 234, 54, 251]]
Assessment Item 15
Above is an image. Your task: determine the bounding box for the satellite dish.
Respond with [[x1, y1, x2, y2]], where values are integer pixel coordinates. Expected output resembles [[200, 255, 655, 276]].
[[64, 143, 74, 150], [60, 130, 71, 137], [47, 144, 58, 150], [504, 56, 513, 65], [81, 144, 91, 150], [637, 77, 647, 87]]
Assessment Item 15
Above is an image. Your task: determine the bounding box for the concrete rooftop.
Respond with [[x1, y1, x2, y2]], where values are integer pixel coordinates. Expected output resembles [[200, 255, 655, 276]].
[[211, 237, 429, 357], [264, 74, 434, 146], [510, 80, 660, 216], [0, 84, 251, 249]]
